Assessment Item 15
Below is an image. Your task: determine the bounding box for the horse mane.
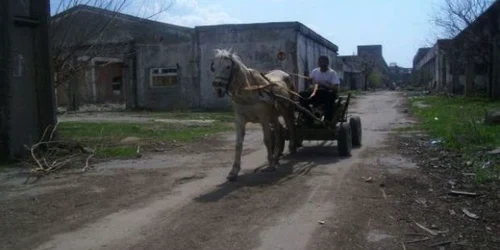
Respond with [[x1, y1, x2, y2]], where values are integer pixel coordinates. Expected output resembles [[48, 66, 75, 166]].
[[213, 49, 248, 70]]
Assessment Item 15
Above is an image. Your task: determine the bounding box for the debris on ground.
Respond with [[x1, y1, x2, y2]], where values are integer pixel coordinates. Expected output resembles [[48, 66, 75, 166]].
[[23, 122, 95, 182], [405, 236, 430, 244], [413, 221, 448, 236], [414, 198, 427, 207], [362, 176, 373, 183], [448, 190, 478, 197], [461, 208, 480, 219]]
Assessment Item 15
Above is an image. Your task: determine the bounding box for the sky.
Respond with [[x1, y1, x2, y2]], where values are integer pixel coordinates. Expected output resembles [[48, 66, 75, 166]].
[[51, 0, 446, 68]]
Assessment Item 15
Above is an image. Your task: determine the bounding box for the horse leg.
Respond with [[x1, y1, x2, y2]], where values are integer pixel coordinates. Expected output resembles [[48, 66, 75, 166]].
[[228, 115, 246, 182], [272, 119, 283, 165], [285, 108, 297, 154], [260, 120, 276, 172]]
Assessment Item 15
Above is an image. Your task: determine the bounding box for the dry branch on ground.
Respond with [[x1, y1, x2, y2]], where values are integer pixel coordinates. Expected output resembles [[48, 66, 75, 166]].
[[23, 121, 95, 182]]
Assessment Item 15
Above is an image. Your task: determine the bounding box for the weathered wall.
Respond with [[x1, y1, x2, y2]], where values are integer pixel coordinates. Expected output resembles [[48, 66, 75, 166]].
[[196, 24, 298, 109], [135, 41, 198, 111], [55, 45, 128, 107], [1, 0, 56, 158], [296, 33, 340, 91]]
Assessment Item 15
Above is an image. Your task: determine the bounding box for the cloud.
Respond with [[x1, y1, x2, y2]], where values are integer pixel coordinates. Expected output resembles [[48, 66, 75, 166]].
[[159, 0, 240, 27]]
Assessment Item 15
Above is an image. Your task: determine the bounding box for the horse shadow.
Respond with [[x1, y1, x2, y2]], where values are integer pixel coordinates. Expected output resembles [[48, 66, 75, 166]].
[[194, 141, 349, 203]]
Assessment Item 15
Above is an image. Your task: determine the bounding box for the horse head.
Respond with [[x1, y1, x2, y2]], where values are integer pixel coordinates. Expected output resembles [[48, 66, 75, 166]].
[[211, 49, 244, 98]]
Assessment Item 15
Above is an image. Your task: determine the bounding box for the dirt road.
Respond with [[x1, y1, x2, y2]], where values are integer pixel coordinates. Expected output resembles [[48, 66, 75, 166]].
[[1, 91, 424, 250]]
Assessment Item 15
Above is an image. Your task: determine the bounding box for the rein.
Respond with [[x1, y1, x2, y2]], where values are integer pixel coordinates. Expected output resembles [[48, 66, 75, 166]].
[[242, 72, 319, 101], [216, 56, 316, 101]]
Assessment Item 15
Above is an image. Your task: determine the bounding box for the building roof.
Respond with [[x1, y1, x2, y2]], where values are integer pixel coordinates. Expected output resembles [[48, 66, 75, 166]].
[[51, 4, 191, 32], [412, 47, 431, 68], [51, 5, 193, 46], [196, 22, 338, 53], [52, 5, 339, 53]]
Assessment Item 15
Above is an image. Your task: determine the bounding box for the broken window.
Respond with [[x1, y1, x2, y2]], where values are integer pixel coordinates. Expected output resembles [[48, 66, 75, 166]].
[[150, 67, 178, 87]]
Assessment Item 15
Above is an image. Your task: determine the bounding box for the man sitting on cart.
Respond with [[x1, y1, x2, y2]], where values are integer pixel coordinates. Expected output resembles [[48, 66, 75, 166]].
[[299, 55, 341, 122]]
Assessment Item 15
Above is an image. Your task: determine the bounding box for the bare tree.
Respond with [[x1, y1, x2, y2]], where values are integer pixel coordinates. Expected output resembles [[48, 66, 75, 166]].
[[50, 0, 173, 110], [358, 55, 377, 91], [432, 0, 494, 38], [431, 0, 494, 97]]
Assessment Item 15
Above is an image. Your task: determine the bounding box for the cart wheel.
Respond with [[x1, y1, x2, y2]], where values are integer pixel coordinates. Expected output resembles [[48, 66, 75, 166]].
[[349, 116, 362, 147], [337, 122, 352, 157]]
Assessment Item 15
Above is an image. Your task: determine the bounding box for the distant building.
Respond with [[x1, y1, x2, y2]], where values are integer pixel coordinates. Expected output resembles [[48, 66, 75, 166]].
[[389, 63, 412, 86], [412, 40, 451, 90], [52, 5, 343, 111], [339, 55, 365, 90]]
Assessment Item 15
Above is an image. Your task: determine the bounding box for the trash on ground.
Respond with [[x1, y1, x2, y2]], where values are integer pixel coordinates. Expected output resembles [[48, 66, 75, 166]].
[[487, 147, 500, 155], [482, 161, 492, 169]]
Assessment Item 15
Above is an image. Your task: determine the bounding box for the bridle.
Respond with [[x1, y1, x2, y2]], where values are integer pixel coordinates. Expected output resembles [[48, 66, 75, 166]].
[[211, 57, 236, 96]]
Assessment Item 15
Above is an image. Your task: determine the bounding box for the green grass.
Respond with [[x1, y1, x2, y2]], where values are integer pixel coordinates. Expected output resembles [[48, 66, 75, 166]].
[[57, 121, 232, 158], [408, 96, 500, 150], [408, 96, 500, 183], [134, 111, 235, 123]]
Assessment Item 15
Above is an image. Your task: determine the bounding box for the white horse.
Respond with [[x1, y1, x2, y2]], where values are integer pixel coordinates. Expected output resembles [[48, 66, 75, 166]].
[[210, 49, 297, 182]]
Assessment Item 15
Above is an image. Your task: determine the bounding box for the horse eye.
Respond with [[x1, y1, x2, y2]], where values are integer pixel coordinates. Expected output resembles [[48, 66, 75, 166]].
[[226, 66, 230, 69]]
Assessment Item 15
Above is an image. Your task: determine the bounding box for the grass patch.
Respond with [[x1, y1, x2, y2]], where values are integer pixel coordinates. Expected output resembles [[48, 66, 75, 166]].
[[408, 96, 500, 150], [408, 96, 500, 183], [57, 121, 232, 158]]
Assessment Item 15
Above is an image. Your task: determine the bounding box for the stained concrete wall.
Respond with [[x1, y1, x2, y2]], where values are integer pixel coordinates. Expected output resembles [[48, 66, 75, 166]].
[[135, 41, 199, 110], [196, 23, 299, 109], [1, 0, 56, 158]]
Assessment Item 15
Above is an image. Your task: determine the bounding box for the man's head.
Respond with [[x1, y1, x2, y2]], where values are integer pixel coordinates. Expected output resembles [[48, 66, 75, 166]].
[[318, 56, 329, 72]]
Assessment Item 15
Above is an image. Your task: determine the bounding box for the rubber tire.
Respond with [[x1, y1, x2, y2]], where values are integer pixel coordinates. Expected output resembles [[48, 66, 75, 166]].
[[349, 116, 362, 148], [337, 122, 352, 157]]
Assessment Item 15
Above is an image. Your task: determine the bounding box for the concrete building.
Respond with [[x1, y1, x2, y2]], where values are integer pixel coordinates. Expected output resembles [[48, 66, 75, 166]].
[[1, 0, 57, 158], [350, 45, 390, 88], [412, 0, 500, 99], [53, 5, 342, 111], [447, 0, 500, 99], [388, 63, 412, 87], [412, 40, 451, 90], [339, 55, 365, 90]]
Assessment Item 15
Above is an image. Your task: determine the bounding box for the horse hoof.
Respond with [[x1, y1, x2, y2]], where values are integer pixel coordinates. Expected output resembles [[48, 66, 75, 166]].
[[227, 174, 238, 182]]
